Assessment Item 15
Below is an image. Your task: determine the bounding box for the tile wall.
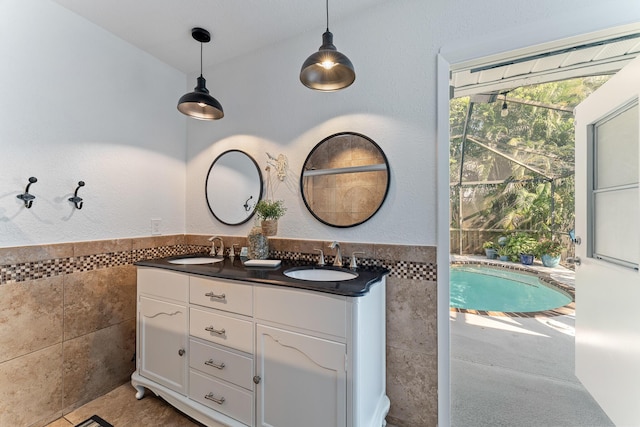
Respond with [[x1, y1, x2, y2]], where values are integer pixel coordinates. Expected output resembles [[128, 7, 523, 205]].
[[0, 235, 437, 427]]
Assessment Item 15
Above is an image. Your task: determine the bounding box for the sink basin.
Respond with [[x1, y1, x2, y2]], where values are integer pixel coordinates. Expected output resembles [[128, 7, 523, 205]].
[[168, 257, 224, 265], [283, 267, 358, 282]]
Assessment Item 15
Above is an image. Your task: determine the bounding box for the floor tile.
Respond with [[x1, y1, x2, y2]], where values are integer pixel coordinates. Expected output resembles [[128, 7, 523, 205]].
[[50, 383, 203, 427]]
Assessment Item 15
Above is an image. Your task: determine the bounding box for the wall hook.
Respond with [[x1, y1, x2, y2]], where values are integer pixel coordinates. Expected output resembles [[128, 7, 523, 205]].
[[243, 195, 253, 212], [16, 176, 37, 208], [68, 181, 85, 209]]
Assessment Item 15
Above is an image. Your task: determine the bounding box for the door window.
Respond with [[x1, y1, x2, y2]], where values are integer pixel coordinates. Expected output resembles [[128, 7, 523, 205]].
[[590, 101, 639, 269]]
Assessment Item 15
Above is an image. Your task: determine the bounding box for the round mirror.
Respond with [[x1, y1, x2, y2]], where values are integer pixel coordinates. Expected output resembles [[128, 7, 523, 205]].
[[301, 132, 390, 228], [206, 150, 263, 225]]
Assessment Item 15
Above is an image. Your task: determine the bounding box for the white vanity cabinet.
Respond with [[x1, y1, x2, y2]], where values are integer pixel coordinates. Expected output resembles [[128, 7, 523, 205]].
[[187, 276, 255, 426], [136, 268, 189, 395], [131, 266, 389, 427], [254, 282, 388, 427]]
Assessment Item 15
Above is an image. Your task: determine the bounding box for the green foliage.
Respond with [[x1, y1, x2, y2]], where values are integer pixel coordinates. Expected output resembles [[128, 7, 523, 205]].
[[497, 245, 510, 257], [482, 241, 495, 249], [535, 238, 564, 258], [255, 199, 287, 221], [505, 232, 537, 261], [450, 77, 609, 238]]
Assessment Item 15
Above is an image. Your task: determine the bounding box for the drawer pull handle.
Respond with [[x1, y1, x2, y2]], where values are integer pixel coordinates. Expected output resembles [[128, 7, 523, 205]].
[[178, 348, 185, 357], [204, 359, 226, 370], [205, 326, 226, 335], [205, 291, 226, 300], [205, 393, 225, 405]]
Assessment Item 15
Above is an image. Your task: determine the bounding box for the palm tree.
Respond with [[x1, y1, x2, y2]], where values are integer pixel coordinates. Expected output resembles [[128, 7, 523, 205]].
[[450, 77, 608, 246]]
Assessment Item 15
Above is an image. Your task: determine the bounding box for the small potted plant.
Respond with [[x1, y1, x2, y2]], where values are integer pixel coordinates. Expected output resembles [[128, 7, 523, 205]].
[[535, 238, 563, 268], [482, 241, 497, 259], [505, 232, 536, 265], [497, 245, 510, 262], [255, 199, 287, 236]]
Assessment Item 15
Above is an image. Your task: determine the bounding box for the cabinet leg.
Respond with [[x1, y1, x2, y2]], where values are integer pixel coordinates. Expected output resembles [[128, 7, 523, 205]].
[[133, 384, 145, 400]]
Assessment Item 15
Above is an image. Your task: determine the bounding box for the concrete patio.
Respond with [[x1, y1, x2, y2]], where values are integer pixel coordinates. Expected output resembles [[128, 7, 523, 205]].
[[450, 257, 613, 426]]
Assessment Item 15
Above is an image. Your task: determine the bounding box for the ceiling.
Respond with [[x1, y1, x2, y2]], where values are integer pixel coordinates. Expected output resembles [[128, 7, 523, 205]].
[[51, 1, 640, 95], [51, 0, 390, 74]]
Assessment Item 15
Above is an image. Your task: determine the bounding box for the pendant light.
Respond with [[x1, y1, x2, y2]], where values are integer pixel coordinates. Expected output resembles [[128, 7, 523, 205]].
[[177, 27, 224, 120], [300, 0, 355, 91], [500, 92, 509, 117]]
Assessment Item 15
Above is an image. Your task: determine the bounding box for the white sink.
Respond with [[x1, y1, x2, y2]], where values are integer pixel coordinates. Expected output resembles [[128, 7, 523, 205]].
[[168, 257, 224, 265], [283, 267, 358, 282]]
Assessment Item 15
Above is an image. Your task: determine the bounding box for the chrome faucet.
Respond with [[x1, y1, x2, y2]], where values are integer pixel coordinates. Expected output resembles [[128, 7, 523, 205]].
[[329, 241, 342, 267], [208, 236, 224, 257]]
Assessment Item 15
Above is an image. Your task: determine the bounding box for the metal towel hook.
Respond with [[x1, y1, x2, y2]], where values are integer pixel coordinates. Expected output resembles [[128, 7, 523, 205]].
[[243, 195, 253, 212], [16, 177, 37, 208], [68, 181, 85, 209]]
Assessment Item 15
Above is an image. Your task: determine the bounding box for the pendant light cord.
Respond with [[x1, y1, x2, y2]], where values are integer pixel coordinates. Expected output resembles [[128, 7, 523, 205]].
[[325, 0, 329, 31], [200, 42, 203, 77]]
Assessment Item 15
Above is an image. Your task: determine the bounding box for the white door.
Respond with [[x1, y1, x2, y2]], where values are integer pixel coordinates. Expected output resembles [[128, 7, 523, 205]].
[[255, 324, 346, 427], [574, 55, 640, 427]]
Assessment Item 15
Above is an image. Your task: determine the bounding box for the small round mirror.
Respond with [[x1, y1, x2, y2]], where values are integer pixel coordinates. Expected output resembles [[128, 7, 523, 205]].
[[300, 132, 390, 227], [206, 150, 263, 225]]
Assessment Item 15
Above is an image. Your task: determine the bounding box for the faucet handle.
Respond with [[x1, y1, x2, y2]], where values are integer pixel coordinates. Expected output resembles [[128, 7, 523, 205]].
[[314, 248, 325, 266], [350, 251, 365, 269]]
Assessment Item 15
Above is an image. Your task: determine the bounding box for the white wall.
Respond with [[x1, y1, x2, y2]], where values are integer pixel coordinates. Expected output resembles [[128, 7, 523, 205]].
[[0, 0, 187, 247], [186, 0, 432, 244], [186, 0, 640, 246]]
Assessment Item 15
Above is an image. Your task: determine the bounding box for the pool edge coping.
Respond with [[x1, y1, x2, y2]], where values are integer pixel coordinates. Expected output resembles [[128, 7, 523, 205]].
[[450, 260, 575, 318]]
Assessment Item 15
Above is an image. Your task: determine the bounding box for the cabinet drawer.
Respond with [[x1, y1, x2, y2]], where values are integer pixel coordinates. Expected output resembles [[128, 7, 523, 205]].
[[255, 286, 347, 338], [189, 370, 253, 426], [190, 308, 253, 354], [137, 267, 189, 302], [190, 276, 253, 316], [190, 339, 253, 390]]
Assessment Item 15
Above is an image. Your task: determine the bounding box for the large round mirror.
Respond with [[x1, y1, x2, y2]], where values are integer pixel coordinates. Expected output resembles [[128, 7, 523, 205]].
[[206, 150, 263, 225], [301, 132, 390, 227]]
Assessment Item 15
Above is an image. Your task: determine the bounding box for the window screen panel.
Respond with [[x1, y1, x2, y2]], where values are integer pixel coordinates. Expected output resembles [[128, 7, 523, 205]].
[[595, 104, 639, 190], [593, 188, 639, 267]]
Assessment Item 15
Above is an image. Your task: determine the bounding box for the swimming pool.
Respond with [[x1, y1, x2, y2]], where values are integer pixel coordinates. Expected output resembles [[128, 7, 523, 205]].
[[450, 265, 572, 314]]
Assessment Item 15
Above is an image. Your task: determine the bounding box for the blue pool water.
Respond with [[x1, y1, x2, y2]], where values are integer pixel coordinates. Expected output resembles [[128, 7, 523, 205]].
[[450, 265, 571, 312]]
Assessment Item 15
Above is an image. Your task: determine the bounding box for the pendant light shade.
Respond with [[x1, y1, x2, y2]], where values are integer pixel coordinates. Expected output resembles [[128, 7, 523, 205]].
[[300, 0, 355, 91], [177, 28, 224, 120]]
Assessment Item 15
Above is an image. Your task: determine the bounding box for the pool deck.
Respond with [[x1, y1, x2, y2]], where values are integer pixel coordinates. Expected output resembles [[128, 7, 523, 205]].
[[450, 255, 613, 426], [450, 254, 575, 318], [451, 254, 575, 285]]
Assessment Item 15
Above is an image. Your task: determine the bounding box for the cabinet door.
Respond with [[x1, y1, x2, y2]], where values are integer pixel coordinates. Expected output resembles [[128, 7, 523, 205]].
[[139, 296, 188, 394], [255, 325, 346, 427]]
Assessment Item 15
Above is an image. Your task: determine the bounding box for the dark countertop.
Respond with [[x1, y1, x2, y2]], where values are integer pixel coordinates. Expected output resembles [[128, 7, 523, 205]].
[[135, 254, 389, 297]]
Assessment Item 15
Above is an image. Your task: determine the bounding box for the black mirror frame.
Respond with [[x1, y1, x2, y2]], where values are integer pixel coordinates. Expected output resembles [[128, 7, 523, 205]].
[[300, 132, 390, 228], [205, 149, 263, 226]]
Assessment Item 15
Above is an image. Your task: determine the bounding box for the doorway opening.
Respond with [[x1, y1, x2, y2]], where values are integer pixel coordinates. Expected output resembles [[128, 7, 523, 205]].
[[436, 23, 640, 427], [448, 78, 612, 427]]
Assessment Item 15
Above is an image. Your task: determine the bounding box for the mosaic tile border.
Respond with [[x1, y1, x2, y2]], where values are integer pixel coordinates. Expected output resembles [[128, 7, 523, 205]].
[[1, 244, 437, 285], [450, 260, 575, 318], [0, 244, 203, 285]]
